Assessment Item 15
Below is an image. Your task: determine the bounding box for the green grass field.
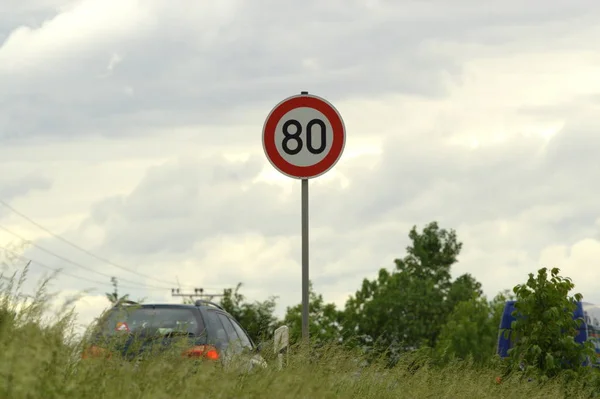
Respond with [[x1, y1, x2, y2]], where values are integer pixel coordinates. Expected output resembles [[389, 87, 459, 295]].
[[0, 275, 597, 399]]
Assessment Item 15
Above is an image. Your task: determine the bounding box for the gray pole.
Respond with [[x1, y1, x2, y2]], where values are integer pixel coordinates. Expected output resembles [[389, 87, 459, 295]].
[[301, 177, 309, 344], [300, 90, 310, 345]]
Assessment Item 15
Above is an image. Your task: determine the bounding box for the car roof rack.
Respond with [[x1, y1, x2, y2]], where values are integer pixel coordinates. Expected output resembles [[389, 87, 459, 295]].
[[194, 299, 224, 311]]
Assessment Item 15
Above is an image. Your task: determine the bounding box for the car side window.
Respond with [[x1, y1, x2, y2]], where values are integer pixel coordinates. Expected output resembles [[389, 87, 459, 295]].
[[217, 313, 241, 344], [229, 318, 253, 349], [205, 310, 228, 347]]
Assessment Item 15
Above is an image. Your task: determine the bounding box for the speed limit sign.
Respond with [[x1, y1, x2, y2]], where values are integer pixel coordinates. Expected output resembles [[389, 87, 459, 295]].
[[261, 91, 346, 347], [262, 92, 346, 179]]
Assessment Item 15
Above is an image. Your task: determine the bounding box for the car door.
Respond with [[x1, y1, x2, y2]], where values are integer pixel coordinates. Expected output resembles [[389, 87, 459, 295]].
[[216, 313, 243, 353], [228, 317, 254, 351], [220, 314, 267, 370], [203, 310, 232, 361], [228, 317, 267, 370], [216, 312, 253, 366]]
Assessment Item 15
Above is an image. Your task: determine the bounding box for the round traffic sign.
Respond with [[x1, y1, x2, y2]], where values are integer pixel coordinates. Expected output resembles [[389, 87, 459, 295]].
[[262, 93, 346, 179]]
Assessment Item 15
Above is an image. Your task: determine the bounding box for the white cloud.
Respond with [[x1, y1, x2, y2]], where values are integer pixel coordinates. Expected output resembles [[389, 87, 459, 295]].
[[539, 239, 600, 303], [0, 0, 154, 73], [1, 0, 599, 327], [105, 53, 122, 73]]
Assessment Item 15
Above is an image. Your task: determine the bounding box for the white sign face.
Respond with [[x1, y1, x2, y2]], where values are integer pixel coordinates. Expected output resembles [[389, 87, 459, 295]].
[[274, 107, 334, 168], [262, 93, 345, 179]]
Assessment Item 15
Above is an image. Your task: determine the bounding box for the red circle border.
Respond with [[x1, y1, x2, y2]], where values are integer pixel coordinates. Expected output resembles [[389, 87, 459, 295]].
[[262, 95, 346, 179]]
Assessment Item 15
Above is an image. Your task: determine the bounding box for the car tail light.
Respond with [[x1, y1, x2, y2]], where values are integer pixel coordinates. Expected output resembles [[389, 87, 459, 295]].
[[182, 345, 219, 360], [82, 345, 112, 359]]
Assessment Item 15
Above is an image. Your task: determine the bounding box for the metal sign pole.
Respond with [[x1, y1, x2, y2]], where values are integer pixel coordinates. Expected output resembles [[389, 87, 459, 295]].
[[301, 177, 309, 344]]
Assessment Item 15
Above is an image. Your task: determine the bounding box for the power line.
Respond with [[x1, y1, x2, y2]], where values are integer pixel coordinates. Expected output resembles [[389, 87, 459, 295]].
[[0, 246, 166, 292], [0, 225, 173, 290], [0, 199, 185, 287]]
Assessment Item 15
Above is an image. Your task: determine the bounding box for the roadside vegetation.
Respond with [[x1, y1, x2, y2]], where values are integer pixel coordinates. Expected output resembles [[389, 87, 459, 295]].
[[2, 221, 600, 398]]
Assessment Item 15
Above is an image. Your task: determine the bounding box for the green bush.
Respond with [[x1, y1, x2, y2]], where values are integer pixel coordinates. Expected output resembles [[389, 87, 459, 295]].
[[507, 267, 596, 382]]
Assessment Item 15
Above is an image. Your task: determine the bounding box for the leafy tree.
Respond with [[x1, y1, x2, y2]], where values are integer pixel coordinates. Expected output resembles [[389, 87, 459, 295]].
[[219, 283, 279, 344], [507, 267, 595, 380], [435, 294, 496, 364], [283, 280, 343, 346], [342, 268, 397, 350], [435, 288, 516, 365], [446, 273, 483, 310], [105, 277, 129, 305], [342, 222, 482, 358]]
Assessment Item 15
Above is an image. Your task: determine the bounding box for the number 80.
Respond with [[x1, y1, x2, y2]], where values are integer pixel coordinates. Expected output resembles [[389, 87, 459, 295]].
[[281, 119, 327, 156]]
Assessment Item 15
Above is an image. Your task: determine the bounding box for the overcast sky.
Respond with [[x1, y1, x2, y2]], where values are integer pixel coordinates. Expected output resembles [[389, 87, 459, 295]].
[[1, 0, 600, 333]]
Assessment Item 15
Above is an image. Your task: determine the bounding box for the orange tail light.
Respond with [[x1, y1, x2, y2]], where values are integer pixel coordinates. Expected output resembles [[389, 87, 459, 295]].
[[82, 345, 112, 359], [182, 345, 219, 360]]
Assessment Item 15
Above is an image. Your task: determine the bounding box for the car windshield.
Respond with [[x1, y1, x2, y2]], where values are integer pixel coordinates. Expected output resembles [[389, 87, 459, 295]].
[[98, 306, 204, 337]]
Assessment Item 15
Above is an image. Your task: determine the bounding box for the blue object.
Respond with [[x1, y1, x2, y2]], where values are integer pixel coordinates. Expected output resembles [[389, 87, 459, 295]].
[[497, 301, 600, 366]]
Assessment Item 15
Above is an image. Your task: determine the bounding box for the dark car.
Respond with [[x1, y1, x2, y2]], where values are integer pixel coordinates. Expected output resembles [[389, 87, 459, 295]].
[[82, 299, 271, 371]]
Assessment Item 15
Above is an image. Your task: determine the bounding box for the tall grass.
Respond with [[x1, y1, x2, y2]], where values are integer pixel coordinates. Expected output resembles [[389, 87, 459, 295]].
[[0, 268, 597, 398]]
